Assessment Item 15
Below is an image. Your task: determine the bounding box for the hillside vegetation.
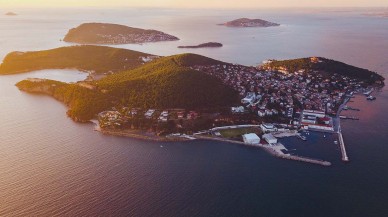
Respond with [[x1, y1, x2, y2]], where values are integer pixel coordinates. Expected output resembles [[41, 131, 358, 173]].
[[16, 54, 240, 122], [0, 45, 151, 75], [265, 57, 384, 83]]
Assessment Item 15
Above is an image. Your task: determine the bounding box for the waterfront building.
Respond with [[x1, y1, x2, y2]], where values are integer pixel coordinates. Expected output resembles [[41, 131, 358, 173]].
[[261, 123, 277, 133], [262, 133, 278, 144], [242, 133, 261, 145]]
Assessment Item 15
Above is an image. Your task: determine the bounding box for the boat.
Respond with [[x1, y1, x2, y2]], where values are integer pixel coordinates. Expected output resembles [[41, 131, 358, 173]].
[[334, 140, 338, 144], [364, 89, 373, 96], [367, 95, 376, 101], [323, 134, 326, 138], [297, 135, 307, 141]]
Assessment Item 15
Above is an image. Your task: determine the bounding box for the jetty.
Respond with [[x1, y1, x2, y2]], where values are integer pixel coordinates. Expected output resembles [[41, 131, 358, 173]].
[[338, 127, 349, 161], [340, 115, 359, 120], [193, 135, 331, 167]]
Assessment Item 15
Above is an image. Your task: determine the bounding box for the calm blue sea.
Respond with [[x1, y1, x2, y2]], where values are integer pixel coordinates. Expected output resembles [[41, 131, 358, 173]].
[[0, 7, 388, 217]]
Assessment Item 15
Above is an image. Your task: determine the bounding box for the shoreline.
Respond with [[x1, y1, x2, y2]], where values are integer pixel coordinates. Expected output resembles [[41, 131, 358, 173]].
[[96, 125, 331, 166]]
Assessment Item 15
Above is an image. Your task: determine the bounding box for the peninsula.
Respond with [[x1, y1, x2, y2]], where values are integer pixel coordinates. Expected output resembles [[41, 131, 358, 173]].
[[218, 18, 280, 27], [178, 42, 223, 49], [63, 23, 179, 44], [0, 45, 158, 75]]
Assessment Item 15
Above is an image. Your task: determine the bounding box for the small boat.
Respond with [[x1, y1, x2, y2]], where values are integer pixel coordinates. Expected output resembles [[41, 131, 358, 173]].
[[364, 89, 373, 96], [367, 95, 376, 101], [323, 134, 326, 138], [297, 135, 307, 141], [334, 140, 338, 144], [160, 145, 164, 148]]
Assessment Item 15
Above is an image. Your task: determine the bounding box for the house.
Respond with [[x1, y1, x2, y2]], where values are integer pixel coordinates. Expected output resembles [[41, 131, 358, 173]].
[[145, 109, 155, 119], [242, 133, 261, 145], [241, 92, 256, 104], [262, 133, 278, 144], [231, 106, 245, 113], [258, 110, 265, 117]]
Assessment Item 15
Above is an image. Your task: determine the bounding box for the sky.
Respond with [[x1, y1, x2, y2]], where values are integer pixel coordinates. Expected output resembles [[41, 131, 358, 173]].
[[0, 0, 387, 8]]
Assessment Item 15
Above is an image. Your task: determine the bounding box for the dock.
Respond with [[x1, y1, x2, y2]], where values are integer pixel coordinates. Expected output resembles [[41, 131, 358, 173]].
[[338, 128, 349, 162]]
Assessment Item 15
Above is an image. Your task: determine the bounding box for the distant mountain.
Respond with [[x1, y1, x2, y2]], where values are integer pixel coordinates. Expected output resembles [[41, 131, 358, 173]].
[[219, 18, 280, 27], [64, 23, 179, 44], [5, 12, 17, 16], [16, 54, 239, 122], [178, 42, 223, 49], [0, 45, 155, 75]]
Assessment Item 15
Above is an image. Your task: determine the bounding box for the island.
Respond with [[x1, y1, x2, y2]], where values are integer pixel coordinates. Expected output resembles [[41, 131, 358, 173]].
[[178, 42, 223, 49], [218, 18, 280, 27], [5, 12, 17, 16], [4, 46, 384, 166], [363, 11, 388, 18], [63, 23, 179, 44]]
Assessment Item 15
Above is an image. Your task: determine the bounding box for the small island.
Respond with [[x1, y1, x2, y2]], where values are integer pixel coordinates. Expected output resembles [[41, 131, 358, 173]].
[[63, 23, 179, 44], [178, 42, 223, 49], [218, 18, 280, 27], [5, 12, 17, 16]]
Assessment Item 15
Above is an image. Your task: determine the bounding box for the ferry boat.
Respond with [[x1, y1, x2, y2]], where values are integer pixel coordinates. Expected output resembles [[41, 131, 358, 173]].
[[367, 95, 376, 101]]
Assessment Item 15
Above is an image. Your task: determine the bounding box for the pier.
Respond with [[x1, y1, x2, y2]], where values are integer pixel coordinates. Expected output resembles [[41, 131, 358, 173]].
[[338, 127, 349, 162], [193, 135, 332, 167]]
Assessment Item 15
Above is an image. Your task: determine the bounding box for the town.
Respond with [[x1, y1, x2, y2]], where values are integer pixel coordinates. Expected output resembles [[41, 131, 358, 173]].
[[97, 57, 380, 166]]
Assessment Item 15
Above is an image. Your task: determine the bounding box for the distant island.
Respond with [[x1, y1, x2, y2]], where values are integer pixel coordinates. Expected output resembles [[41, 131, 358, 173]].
[[63, 23, 179, 44], [218, 18, 280, 27], [363, 12, 388, 18], [5, 12, 17, 16], [178, 42, 223, 49]]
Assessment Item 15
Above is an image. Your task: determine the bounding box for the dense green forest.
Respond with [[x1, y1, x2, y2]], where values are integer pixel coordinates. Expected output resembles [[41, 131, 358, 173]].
[[16, 54, 240, 122], [266, 57, 384, 83], [0, 45, 151, 74]]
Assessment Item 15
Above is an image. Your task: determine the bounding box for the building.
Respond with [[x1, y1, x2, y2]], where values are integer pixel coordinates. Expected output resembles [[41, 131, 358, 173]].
[[262, 133, 278, 144], [231, 106, 245, 113], [241, 92, 256, 104], [145, 109, 155, 119], [242, 133, 261, 145], [260, 123, 277, 133]]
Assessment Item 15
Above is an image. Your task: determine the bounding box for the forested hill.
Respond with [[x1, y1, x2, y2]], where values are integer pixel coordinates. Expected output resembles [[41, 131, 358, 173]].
[[0, 45, 153, 75], [16, 54, 240, 122], [263, 57, 384, 83]]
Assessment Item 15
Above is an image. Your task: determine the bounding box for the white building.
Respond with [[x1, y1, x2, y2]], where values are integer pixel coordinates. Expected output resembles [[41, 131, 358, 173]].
[[242, 133, 261, 145], [262, 133, 278, 144], [260, 123, 277, 133], [231, 106, 245, 113]]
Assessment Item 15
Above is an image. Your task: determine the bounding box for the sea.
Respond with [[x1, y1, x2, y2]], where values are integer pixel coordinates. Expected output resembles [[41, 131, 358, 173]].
[[0, 7, 388, 217]]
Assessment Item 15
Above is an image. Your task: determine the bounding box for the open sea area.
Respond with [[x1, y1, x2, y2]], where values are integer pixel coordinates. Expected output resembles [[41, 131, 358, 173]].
[[0, 7, 388, 216]]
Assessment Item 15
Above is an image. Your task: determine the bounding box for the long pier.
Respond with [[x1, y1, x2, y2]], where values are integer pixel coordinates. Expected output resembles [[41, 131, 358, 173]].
[[338, 128, 349, 162], [193, 135, 331, 167]]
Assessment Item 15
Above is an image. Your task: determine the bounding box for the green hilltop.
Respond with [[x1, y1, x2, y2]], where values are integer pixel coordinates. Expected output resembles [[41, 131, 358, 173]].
[[264, 57, 384, 83], [16, 54, 239, 122], [0, 45, 151, 75]]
